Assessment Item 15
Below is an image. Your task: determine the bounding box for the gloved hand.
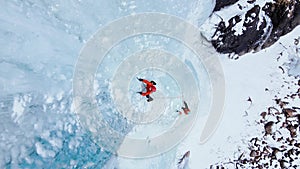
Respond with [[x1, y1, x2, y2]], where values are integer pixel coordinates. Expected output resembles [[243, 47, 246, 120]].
[[136, 77, 143, 81]]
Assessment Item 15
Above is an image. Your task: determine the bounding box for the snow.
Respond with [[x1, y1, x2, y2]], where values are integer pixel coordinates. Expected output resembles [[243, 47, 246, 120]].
[[1, 0, 299, 168], [12, 95, 25, 123], [206, 26, 300, 168], [177, 22, 300, 168], [233, 15, 245, 36], [35, 142, 56, 158]]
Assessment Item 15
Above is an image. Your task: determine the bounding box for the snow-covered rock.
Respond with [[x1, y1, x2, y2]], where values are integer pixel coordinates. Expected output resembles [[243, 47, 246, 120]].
[[201, 0, 300, 57]]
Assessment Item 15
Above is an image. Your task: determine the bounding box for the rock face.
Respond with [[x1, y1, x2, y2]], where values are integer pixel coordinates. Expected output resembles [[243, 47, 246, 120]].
[[208, 0, 300, 57], [262, 0, 300, 49]]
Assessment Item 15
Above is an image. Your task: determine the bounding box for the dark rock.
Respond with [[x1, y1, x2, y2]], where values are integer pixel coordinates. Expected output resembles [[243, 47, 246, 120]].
[[271, 147, 280, 159], [211, 0, 300, 56], [264, 121, 274, 134], [212, 5, 271, 56], [279, 159, 288, 169], [261, 111, 267, 119], [214, 0, 239, 12], [250, 150, 259, 157], [296, 114, 300, 124], [262, 0, 300, 49], [247, 0, 256, 4], [294, 38, 299, 45], [282, 108, 296, 117]]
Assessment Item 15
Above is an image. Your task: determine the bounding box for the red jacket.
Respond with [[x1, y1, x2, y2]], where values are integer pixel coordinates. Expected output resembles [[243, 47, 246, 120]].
[[141, 79, 156, 96]]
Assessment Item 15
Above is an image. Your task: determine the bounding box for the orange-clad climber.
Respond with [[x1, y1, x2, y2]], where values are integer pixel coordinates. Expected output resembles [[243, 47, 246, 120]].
[[137, 78, 157, 102]]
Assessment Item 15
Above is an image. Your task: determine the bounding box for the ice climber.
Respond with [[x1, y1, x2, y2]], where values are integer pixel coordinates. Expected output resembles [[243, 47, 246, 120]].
[[177, 151, 190, 169], [137, 77, 156, 102], [176, 101, 190, 115]]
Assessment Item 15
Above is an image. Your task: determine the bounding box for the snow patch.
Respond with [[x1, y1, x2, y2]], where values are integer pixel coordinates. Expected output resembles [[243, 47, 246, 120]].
[[35, 142, 55, 158], [12, 95, 26, 123]]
